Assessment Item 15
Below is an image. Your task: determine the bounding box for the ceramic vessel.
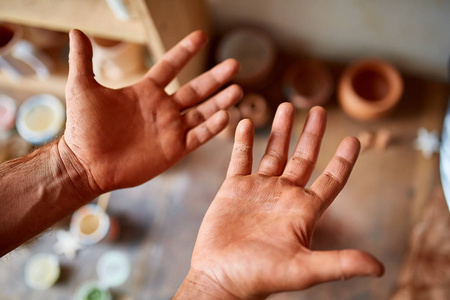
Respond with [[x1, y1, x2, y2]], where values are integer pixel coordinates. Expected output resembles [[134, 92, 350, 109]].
[[0, 94, 17, 131], [0, 23, 52, 79], [70, 204, 119, 245], [16, 94, 65, 145], [238, 93, 270, 128], [91, 36, 145, 82], [217, 106, 241, 140], [216, 27, 276, 87], [283, 59, 333, 109], [338, 58, 403, 121], [24, 253, 60, 290]]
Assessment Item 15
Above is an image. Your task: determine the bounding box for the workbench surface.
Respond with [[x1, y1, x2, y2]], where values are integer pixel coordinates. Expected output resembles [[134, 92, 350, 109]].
[[0, 77, 448, 300]]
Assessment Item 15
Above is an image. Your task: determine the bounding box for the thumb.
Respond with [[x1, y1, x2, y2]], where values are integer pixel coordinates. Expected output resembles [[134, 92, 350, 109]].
[[67, 29, 97, 90], [302, 249, 384, 287]]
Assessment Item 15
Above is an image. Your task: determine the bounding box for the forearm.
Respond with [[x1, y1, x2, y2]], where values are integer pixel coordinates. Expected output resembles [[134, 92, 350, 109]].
[[0, 137, 100, 256]]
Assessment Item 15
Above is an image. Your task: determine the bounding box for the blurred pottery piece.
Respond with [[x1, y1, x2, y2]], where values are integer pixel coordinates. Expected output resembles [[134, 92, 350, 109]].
[[0, 94, 17, 131], [216, 28, 276, 87], [357, 130, 374, 152], [16, 94, 65, 145], [338, 58, 403, 121], [24, 253, 60, 290], [374, 128, 392, 151], [24, 26, 68, 50], [238, 93, 270, 128], [283, 59, 333, 109], [91, 36, 144, 82], [0, 23, 52, 80], [70, 204, 119, 245], [218, 106, 241, 140]]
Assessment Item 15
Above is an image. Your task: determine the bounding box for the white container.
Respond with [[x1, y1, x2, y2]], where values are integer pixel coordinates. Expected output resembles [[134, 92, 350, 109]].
[[16, 94, 65, 145], [24, 253, 60, 290]]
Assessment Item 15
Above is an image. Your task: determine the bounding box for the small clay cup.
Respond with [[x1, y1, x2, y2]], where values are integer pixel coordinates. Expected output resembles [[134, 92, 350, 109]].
[[238, 93, 270, 128], [338, 58, 403, 121], [283, 59, 333, 109]]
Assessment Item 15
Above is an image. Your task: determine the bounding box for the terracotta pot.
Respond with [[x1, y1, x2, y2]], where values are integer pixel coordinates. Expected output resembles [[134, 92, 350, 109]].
[[90, 36, 145, 81], [238, 93, 270, 128], [283, 59, 333, 109], [338, 58, 403, 121], [216, 27, 276, 87]]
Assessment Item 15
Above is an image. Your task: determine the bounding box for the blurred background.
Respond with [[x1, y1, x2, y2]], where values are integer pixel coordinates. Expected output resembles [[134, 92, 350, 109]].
[[0, 0, 449, 299]]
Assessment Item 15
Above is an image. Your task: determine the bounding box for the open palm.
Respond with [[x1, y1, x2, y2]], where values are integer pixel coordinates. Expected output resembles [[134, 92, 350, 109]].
[[186, 104, 384, 299], [63, 30, 241, 192]]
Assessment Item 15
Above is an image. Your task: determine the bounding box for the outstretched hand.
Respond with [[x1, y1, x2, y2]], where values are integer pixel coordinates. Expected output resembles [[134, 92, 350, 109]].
[[62, 30, 241, 194], [177, 103, 384, 299]]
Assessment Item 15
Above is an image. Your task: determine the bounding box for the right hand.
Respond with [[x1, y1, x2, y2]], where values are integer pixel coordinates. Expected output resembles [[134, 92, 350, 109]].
[[62, 29, 242, 195], [177, 103, 384, 299]]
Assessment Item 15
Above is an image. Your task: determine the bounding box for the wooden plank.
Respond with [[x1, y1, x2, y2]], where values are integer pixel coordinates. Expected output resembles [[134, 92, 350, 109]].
[[0, 0, 146, 44], [139, 0, 212, 86]]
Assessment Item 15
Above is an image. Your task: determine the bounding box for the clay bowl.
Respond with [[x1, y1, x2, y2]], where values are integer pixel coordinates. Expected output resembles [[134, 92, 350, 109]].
[[338, 58, 403, 121], [283, 59, 333, 109], [216, 27, 276, 87]]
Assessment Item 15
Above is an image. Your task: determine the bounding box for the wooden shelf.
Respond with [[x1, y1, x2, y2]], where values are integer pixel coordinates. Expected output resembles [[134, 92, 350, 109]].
[[0, 0, 147, 44], [0, 0, 211, 97]]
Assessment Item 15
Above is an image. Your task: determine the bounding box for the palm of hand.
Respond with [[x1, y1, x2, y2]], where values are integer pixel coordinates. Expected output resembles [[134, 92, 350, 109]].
[[63, 30, 241, 192], [190, 104, 384, 299]]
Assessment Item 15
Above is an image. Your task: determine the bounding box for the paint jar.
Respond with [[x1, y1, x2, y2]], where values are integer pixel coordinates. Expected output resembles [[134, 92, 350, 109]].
[[0, 23, 53, 80], [73, 281, 112, 300], [24, 253, 60, 290], [238, 93, 270, 128], [97, 251, 131, 288], [283, 59, 333, 109], [0, 94, 17, 131], [16, 94, 65, 145], [216, 27, 276, 87], [338, 58, 403, 121], [70, 204, 119, 246], [90, 36, 145, 82]]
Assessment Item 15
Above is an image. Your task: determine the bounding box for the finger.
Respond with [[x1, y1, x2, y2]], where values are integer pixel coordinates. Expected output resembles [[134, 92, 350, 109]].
[[281, 106, 327, 186], [303, 249, 384, 286], [144, 30, 208, 88], [183, 84, 242, 129], [174, 59, 240, 110], [226, 119, 254, 178], [257, 103, 294, 176], [309, 136, 360, 212], [185, 110, 229, 153], [67, 29, 97, 90]]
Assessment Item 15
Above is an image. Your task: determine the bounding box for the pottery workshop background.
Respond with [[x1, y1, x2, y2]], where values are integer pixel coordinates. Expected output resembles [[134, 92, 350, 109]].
[[208, 0, 450, 81]]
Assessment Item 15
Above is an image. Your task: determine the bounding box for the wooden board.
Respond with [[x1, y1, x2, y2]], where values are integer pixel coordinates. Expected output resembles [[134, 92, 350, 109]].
[[0, 77, 448, 299], [0, 0, 146, 44]]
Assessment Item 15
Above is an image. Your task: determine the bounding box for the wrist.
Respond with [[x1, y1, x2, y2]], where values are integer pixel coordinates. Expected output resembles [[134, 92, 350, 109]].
[[56, 136, 102, 201], [174, 269, 241, 300]]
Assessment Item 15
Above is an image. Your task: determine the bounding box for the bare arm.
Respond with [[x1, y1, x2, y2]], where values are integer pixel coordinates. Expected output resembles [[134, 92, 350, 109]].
[[0, 139, 97, 256]]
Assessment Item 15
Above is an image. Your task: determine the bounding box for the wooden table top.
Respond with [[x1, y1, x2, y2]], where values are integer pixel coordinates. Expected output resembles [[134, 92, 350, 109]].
[[0, 76, 448, 300]]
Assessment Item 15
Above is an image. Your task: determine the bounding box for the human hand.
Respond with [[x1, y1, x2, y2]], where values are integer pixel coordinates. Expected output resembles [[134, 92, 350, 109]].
[[176, 103, 384, 299], [61, 30, 241, 194]]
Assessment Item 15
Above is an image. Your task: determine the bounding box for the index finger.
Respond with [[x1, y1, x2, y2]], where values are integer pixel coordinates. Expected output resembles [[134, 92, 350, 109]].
[[144, 30, 208, 88], [309, 137, 360, 213]]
